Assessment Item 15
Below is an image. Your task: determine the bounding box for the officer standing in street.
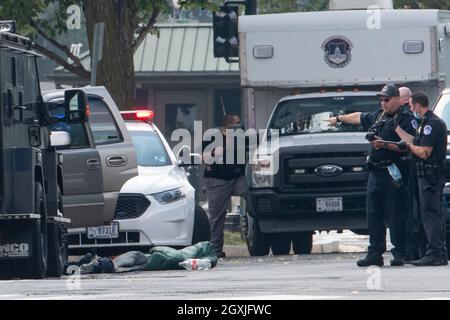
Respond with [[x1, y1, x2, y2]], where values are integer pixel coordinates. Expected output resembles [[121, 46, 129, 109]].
[[397, 87, 426, 261], [405, 92, 448, 266], [202, 114, 246, 258], [327, 83, 416, 267]]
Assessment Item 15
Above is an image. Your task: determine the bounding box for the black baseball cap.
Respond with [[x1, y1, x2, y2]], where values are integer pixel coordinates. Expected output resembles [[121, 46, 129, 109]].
[[376, 83, 400, 98]]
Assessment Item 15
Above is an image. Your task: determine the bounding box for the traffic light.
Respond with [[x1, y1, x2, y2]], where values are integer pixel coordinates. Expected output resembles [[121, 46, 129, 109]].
[[213, 6, 239, 58]]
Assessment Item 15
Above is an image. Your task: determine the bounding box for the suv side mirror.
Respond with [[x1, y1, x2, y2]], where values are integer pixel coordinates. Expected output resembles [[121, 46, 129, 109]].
[[65, 90, 88, 123]]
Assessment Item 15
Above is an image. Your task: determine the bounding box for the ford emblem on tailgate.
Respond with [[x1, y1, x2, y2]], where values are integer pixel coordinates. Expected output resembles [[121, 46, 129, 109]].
[[314, 165, 343, 177]]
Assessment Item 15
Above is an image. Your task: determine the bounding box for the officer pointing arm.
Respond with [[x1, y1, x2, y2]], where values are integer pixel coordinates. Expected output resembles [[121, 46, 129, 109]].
[[328, 83, 417, 267]]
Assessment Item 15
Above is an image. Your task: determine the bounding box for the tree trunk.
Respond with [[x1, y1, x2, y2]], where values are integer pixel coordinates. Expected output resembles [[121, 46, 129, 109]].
[[83, 0, 136, 110]]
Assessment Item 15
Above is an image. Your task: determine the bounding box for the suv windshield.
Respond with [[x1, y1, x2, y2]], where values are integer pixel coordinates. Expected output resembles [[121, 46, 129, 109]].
[[433, 92, 450, 132], [269, 95, 379, 136], [130, 130, 172, 166]]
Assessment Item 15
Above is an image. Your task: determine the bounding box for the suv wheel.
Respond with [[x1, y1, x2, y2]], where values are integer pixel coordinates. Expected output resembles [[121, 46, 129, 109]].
[[192, 205, 211, 244], [292, 232, 313, 254], [245, 213, 270, 256]]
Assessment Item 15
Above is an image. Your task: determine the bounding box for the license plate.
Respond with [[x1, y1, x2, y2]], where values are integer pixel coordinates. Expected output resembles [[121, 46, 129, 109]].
[[87, 222, 119, 239], [316, 197, 343, 212]]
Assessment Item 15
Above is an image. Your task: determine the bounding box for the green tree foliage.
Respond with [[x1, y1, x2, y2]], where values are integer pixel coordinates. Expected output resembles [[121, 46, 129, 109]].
[[0, 0, 198, 109]]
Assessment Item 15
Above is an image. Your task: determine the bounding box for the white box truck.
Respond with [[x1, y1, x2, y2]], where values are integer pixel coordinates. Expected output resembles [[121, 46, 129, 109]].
[[239, 1, 450, 256]]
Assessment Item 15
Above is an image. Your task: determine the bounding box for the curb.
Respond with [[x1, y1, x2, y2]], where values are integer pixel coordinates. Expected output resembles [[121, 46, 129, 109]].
[[224, 240, 368, 257]]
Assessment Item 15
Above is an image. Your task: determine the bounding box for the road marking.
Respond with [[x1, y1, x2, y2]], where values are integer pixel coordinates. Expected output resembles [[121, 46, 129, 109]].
[[0, 294, 22, 299], [208, 295, 344, 300], [6, 293, 136, 300]]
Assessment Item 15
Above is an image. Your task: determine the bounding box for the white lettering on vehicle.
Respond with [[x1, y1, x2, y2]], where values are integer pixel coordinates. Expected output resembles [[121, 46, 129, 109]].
[[0, 243, 30, 258]]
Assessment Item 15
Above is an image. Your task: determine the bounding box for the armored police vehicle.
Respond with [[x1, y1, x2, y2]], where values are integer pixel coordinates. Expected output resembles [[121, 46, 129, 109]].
[[237, 0, 450, 255], [0, 21, 88, 278]]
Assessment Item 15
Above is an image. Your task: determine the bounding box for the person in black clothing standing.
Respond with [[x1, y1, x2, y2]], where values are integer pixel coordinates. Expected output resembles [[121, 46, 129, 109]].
[[202, 114, 246, 258], [396, 88, 427, 261], [327, 83, 416, 267], [405, 92, 448, 266]]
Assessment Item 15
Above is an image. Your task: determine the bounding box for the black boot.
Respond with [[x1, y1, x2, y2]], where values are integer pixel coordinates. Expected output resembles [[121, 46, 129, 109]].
[[411, 255, 448, 266], [357, 254, 384, 267], [390, 257, 405, 267]]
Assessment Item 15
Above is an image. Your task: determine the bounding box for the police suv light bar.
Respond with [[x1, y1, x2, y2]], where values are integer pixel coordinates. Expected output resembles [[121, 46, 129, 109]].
[[121, 110, 154, 122], [0, 20, 16, 33]]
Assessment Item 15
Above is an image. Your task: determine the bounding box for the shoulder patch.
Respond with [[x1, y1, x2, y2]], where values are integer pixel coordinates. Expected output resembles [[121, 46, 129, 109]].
[[411, 119, 418, 130], [423, 125, 432, 136]]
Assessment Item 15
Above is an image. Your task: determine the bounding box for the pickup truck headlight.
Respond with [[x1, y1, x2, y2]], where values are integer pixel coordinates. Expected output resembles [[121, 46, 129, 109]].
[[152, 187, 186, 204], [251, 155, 274, 188]]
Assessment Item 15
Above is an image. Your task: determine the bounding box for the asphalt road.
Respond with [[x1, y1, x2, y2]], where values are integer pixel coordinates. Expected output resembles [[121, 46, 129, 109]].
[[0, 252, 449, 300]]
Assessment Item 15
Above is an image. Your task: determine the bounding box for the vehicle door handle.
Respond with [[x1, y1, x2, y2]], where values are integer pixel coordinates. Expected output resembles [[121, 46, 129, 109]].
[[107, 156, 128, 167], [87, 159, 101, 170]]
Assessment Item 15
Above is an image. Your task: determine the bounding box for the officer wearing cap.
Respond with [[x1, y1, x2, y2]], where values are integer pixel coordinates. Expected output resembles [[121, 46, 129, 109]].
[[404, 91, 448, 266], [326, 83, 416, 267]]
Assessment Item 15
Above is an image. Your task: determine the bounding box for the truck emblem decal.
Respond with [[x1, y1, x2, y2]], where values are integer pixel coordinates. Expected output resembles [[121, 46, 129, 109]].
[[314, 165, 343, 177], [321, 36, 353, 68]]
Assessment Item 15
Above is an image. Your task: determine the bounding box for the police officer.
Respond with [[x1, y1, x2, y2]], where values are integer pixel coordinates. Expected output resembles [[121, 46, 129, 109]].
[[397, 88, 426, 261], [327, 83, 416, 267], [405, 91, 448, 266]]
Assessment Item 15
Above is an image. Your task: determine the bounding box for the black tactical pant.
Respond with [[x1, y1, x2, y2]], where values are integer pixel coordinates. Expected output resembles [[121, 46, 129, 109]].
[[418, 176, 448, 260], [404, 177, 427, 260], [367, 169, 406, 258]]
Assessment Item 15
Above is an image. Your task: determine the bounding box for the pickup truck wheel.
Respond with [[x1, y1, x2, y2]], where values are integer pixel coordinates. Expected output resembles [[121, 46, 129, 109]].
[[270, 234, 291, 255], [192, 205, 211, 244], [245, 213, 270, 256], [292, 232, 313, 254]]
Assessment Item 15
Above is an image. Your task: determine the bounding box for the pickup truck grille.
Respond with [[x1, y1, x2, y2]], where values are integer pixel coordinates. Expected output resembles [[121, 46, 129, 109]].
[[281, 150, 368, 193], [114, 194, 150, 220]]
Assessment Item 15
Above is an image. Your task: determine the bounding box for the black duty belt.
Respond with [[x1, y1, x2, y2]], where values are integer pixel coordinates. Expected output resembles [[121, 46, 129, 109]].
[[367, 158, 395, 170]]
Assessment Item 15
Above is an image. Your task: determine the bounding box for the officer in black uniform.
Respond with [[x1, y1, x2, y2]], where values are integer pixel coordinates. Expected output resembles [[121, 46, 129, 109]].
[[327, 83, 416, 267], [405, 91, 448, 266], [397, 88, 426, 261]]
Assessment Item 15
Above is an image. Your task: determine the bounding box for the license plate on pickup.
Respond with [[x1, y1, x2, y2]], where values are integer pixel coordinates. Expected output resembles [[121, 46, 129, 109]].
[[316, 197, 343, 212], [87, 222, 119, 239]]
